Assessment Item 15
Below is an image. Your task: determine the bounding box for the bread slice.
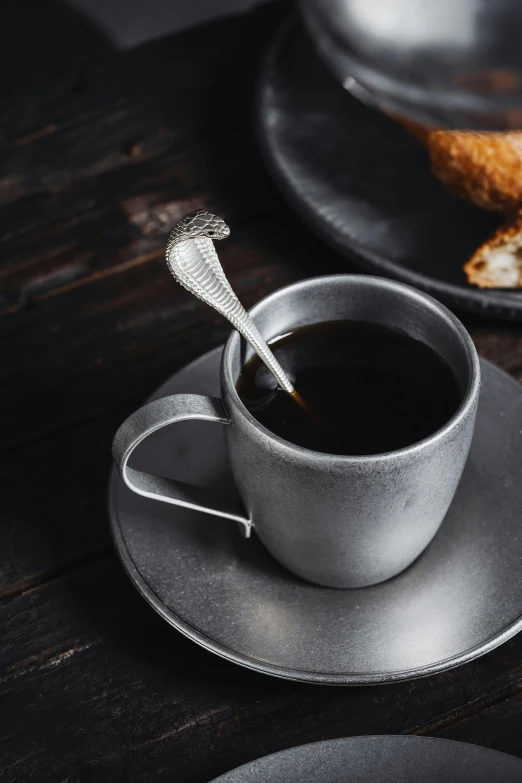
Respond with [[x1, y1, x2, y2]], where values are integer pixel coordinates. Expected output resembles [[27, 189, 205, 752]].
[[427, 130, 522, 214], [396, 116, 522, 213], [464, 210, 522, 288]]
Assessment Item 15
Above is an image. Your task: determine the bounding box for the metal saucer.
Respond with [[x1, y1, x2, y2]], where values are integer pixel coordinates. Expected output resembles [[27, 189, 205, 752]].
[[256, 20, 522, 321], [109, 347, 522, 685], [209, 736, 522, 782]]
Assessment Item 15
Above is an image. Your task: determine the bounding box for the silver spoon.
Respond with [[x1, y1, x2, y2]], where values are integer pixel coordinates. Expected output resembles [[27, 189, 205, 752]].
[[166, 209, 316, 418]]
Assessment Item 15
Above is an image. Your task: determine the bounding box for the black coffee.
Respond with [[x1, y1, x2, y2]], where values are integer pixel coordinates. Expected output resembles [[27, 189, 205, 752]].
[[236, 320, 462, 456]]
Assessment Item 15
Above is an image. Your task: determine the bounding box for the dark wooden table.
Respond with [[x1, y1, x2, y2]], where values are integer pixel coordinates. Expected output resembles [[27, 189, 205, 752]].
[[1, 3, 522, 780]]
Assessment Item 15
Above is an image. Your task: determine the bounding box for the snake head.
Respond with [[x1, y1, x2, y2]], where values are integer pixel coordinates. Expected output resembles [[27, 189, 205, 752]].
[[169, 209, 230, 245]]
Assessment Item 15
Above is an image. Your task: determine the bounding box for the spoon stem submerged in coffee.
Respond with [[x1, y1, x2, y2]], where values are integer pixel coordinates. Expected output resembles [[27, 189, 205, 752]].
[[237, 320, 462, 456]]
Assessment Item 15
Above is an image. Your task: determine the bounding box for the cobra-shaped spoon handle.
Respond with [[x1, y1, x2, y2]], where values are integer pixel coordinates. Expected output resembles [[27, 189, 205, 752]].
[[166, 210, 295, 395]]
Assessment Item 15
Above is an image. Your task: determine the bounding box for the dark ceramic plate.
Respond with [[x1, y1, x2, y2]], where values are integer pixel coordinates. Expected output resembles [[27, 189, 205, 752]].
[[210, 736, 522, 782], [109, 347, 522, 685], [256, 20, 522, 320]]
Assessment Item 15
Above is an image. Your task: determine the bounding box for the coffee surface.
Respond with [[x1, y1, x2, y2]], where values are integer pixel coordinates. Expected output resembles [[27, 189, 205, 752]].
[[236, 320, 462, 455]]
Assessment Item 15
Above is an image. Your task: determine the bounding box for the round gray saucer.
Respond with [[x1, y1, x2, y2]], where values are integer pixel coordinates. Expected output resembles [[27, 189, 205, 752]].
[[210, 736, 522, 782], [109, 347, 522, 684], [257, 20, 522, 320]]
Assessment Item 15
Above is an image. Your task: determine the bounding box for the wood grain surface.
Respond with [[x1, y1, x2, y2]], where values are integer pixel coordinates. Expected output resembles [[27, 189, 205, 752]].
[[1, 3, 522, 780]]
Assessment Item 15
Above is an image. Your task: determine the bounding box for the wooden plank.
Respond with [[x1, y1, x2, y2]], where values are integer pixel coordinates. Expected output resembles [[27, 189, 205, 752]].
[[0, 96, 280, 312], [0, 3, 288, 205], [0, 412, 119, 594], [470, 325, 522, 381], [437, 690, 522, 757], [1, 556, 522, 781], [0, 2, 288, 315]]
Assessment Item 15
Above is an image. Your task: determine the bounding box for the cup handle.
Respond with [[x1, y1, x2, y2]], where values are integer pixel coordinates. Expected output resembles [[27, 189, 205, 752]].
[[112, 394, 252, 538]]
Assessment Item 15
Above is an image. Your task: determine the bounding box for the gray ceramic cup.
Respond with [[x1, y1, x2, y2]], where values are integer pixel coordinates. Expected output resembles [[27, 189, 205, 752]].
[[113, 275, 480, 588]]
